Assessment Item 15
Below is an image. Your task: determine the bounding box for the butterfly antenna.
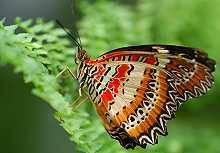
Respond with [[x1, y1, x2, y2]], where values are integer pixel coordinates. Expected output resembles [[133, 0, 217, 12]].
[[69, 30, 82, 49], [75, 31, 82, 48], [70, 0, 83, 48], [55, 20, 82, 49]]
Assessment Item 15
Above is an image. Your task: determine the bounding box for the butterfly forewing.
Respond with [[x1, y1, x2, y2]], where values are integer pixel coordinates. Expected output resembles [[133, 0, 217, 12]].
[[77, 45, 215, 149]]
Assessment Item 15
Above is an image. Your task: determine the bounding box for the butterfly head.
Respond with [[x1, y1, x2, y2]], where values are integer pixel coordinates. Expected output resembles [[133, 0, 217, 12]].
[[55, 20, 90, 94], [75, 47, 89, 64], [55, 20, 88, 64]]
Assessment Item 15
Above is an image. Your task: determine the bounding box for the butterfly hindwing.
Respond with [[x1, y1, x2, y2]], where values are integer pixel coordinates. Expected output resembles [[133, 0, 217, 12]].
[[81, 45, 215, 149]]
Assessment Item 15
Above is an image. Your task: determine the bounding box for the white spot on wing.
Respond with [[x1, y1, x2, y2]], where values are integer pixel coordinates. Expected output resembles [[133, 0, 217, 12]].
[[152, 46, 169, 54]]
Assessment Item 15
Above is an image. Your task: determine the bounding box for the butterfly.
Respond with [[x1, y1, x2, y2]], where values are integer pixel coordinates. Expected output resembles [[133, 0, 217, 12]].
[[57, 18, 216, 149], [74, 44, 216, 149]]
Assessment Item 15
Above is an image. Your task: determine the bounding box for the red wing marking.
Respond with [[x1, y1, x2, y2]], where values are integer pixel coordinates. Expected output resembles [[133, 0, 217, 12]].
[[85, 52, 158, 65], [114, 64, 130, 78], [131, 55, 140, 61], [144, 54, 157, 65], [101, 89, 114, 103], [100, 64, 129, 104]]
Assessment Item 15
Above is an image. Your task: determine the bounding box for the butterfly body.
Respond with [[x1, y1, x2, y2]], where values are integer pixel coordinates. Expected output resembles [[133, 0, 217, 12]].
[[75, 44, 215, 149]]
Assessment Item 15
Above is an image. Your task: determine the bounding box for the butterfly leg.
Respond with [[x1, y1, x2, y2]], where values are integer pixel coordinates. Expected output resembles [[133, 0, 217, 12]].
[[56, 66, 87, 109], [56, 67, 67, 78], [72, 87, 92, 109], [66, 66, 77, 79], [71, 96, 88, 111], [56, 65, 76, 79]]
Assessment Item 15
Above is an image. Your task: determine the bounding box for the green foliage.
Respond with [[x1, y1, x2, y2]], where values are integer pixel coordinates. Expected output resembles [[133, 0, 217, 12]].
[[0, 0, 219, 153]]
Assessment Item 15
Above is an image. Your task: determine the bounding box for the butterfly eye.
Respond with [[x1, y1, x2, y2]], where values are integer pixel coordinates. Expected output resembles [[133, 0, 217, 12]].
[[76, 49, 89, 62]]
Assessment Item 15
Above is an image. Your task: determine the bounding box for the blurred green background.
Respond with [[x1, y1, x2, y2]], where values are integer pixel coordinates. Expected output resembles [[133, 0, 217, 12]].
[[0, 0, 220, 153]]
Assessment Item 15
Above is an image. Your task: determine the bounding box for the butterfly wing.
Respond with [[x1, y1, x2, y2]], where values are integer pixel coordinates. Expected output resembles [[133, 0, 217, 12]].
[[84, 45, 215, 149]]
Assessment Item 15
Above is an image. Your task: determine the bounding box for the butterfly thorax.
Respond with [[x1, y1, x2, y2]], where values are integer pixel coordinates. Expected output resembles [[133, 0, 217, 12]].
[[75, 49, 90, 88]]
